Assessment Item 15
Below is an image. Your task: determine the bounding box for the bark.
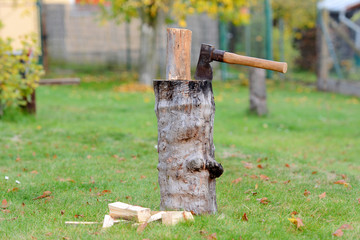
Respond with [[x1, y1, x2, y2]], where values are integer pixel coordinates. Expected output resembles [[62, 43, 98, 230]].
[[249, 68, 267, 116], [154, 80, 223, 215]]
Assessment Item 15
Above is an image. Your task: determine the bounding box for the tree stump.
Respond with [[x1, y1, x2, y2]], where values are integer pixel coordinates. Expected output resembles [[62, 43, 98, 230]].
[[249, 68, 268, 116], [154, 28, 223, 215]]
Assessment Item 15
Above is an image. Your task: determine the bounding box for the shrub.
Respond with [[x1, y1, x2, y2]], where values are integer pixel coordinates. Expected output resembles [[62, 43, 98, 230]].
[[0, 34, 44, 116]]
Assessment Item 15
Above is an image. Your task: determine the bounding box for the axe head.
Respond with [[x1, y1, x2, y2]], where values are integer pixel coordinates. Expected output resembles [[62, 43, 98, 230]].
[[194, 44, 225, 81]]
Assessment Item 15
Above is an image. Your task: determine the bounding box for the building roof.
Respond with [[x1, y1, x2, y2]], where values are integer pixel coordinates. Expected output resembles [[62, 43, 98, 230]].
[[318, 0, 360, 12]]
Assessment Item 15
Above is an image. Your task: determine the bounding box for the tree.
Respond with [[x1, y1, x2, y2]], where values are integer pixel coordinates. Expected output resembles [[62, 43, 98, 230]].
[[101, 0, 251, 85]]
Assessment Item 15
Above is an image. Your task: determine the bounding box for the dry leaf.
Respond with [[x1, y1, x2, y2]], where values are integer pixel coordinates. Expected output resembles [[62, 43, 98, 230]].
[[334, 180, 351, 188], [256, 158, 262, 163], [7, 188, 19, 193], [339, 224, 353, 230], [304, 189, 311, 197], [341, 174, 347, 179], [242, 161, 253, 169], [259, 197, 269, 205], [1, 199, 8, 209], [242, 213, 248, 221], [231, 177, 242, 184], [332, 229, 344, 237], [74, 214, 84, 218], [312, 171, 318, 174], [31, 170, 38, 174], [140, 175, 147, 179], [288, 217, 304, 228], [283, 180, 291, 184], [285, 164, 290, 168], [291, 211, 299, 215], [257, 164, 263, 169], [250, 175, 258, 179], [45, 232, 52, 236], [61, 210, 65, 215], [260, 175, 269, 181], [319, 192, 326, 199], [137, 222, 148, 233], [33, 191, 52, 200], [255, 183, 258, 190]]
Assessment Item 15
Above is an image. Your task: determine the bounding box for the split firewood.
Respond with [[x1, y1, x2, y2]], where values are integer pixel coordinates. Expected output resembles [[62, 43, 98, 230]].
[[65, 221, 100, 225], [108, 202, 151, 223], [162, 211, 194, 226], [102, 215, 115, 228]]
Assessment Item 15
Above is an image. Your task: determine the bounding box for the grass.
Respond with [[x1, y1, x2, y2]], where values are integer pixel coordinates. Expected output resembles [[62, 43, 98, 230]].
[[1, 71, 360, 239]]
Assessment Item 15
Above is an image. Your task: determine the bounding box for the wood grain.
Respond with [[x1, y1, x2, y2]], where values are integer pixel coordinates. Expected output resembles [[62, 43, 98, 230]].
[[223, 52, 287, 73], [166, 28, 192, 80]]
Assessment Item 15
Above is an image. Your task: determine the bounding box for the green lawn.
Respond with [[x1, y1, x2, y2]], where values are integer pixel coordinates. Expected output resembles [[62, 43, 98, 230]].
[[1, 72, 359, 239]]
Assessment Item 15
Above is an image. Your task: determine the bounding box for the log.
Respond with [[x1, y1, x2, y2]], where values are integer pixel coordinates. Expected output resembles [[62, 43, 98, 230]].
[[155, 28, 223, 215], [108, 202, 151, 223], [249, 68, 268, 116], [166, 28, 192, 80], [39, 78, 80, 86], [154, 80, 223, 214], [162, 211, 194, 226]]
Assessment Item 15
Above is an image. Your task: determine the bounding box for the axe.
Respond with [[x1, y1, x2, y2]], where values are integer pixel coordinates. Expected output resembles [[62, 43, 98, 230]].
[[194, 44, 287, 81]]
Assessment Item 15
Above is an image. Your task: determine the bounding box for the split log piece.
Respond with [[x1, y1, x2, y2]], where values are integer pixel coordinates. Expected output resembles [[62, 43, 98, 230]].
[[162, 211, 194, 226], [108, 202, 151, 223]]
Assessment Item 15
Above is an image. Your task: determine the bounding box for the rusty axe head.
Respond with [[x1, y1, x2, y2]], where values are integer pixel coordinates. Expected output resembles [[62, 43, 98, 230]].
[[194, 43, 288, 81], [194, 44, 225, 81]]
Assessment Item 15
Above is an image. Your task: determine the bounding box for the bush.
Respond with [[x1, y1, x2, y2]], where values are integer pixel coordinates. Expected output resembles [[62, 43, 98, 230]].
[[0, 34, 44, 116]]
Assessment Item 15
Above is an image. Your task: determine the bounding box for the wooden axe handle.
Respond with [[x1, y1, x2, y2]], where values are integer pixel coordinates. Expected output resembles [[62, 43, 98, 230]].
[[223, 52, 288, 73]]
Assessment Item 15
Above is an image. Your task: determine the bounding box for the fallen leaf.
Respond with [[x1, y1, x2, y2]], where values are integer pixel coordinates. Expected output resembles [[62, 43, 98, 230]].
[[334, 179, 346, 184], [339, 224, 353, 230], [7, 188, 19, 193], [1, 199, 8, 209], [242, 161, 253, 169], [312, 171, 318, 174], [45, 232, 52, 236], [260, 175, 269, 181], [283, 180, 291, 184], [341, 174, 347, 179], [2, 209, 10, 214], [31, 170, 38, 174], [358, 198, 360, 204], [319, 192, 326, 199], [257, 164, 264, 169], [332, 229, 343, 237], [137, 222, 148, 233], [288, 217, 304, 228], [242, 213, 248, 221], [334, 179, 351, 188], [256, 158, 262, 163], [304, 189, 311, 197], [291, 211, 299, 215], [140, 175, 147, 179], [61, 210, 65, 215], [126, 196, 132, 200], [74, 214, 84, 218], [250, 175, 258, 179], [255, 183, 258, 190], [258, 197, 269, 205], [231, 177, 242, 184], [33, 191, 52, 200], [285, 164, 290, 168]]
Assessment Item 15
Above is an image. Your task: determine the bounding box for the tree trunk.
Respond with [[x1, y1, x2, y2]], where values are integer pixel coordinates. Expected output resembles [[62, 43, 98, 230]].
[[139, 22, 157, 85], [154, 80, 223, 214], [249, 68, 267, 116]]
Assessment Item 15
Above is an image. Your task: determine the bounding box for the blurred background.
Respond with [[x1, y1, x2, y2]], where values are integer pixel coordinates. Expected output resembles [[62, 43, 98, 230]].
[[1, 0, 360, 95]]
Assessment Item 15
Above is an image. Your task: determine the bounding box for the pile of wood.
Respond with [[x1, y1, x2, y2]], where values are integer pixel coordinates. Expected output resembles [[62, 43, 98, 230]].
[[103, 202, 194, 229], [65, 201, 194, 230]]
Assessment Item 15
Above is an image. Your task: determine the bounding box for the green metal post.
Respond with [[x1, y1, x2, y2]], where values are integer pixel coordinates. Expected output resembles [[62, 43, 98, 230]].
[[264, 0, 273, 78], [125, 21, 132, 71], [219, 19, 228, 81]]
